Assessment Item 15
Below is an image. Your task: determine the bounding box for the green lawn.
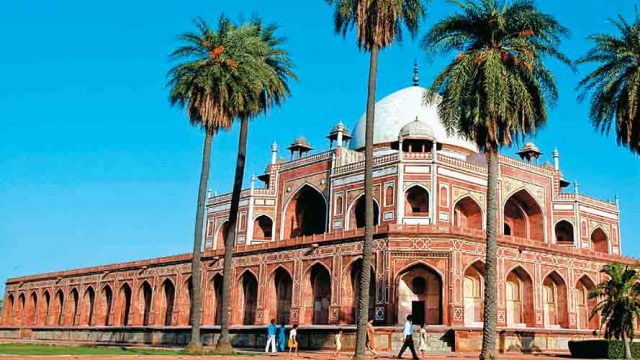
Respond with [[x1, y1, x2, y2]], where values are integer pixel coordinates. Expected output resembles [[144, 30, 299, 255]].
[[0, 342, 249, 356]]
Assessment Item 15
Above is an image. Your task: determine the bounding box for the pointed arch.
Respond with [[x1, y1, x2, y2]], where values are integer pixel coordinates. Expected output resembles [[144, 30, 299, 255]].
[[215, 220, 231, 250], [463, 261, 485, 325], [26, 291, 38, 326], [542, 271, 568, 328], [210, 273, 223, 325], [41, 290, 51, 326], [346, 194, 380, 230], [505, 266, 534, 327], [302, 262, 332, 324], [396, 262, 442, 325], [453, 196, 483, 230], [239, 271, 258, 325], [67, 289, 79, 326], [253, 214, 274, 240], [53, 290, 64, 326], [157, 278, 175, 326], [117, 283, 132, 326], [281, 184, 327, 239], [100, 285, 113, 326], [4, 294, 14, 325], [576, 275, 598, 330], [341, 258, 375, 324], [81, 287, 96, 326], [139, 281, 153, 326], [404, 185, 430, 217], [555, 220, 574, 244], [16, 293, 25, 326], [265, 266, 293, 324], [503, 189, 544, 241], [590, 227, 609, 253], [178, 277, 193, 326]]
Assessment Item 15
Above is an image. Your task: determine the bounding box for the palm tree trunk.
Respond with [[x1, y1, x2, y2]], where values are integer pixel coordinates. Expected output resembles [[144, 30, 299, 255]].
[[480, 146, 499, 360], [216, 115, 250, 353], [623, 332, 633, 359], [186, 130, 213, 352], [354, 44, 379, 360]]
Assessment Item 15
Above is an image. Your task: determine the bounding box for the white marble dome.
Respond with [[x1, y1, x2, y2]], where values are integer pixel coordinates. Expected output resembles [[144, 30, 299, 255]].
[[349, 86, 477, 152]]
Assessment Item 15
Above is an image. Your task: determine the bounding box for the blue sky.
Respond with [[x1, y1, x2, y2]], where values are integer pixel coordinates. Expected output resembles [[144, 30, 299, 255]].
[[0, 0, 638, 295]]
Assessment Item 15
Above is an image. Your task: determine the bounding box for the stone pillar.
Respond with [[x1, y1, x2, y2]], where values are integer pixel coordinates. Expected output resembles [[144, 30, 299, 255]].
[[396, 139, 405, 224], [246, 175, 256, 245]]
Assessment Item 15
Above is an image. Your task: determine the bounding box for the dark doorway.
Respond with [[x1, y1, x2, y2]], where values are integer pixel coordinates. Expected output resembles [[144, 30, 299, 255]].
[[412, 301, 425, 326]]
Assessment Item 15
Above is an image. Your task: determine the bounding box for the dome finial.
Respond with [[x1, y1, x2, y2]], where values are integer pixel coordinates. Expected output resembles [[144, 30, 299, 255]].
[[412, 59, 420, 86]]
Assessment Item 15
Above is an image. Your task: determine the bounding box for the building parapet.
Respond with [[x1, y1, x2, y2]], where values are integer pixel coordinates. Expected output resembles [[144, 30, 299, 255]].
[[333, 153, 399, 176], [280, 150, 333, 171]]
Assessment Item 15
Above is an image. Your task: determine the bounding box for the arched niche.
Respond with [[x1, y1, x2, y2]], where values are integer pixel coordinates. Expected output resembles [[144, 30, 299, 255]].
[[591, 228, 609, 253], [253, 215, 274, 240], [405, 186, 430, 217], [576, 276, 598, 330], [454, 197, 483, 230], [283, 185, 327, 239], [341, 258, 375, 324], [347, 195, 380, 230], [157, 279, 175, 326], [397, 263, 442, 325], [239, 271, 258, 325], [503, 189, 544, 241], [211, 274, 223, 325], [463, 261, 485, 325], [555, 220, 574, 245], [505, 267, 534, 327], [542, 271, 568, 328], [139, 282, 153, 326], [302, 263, 332, 324]]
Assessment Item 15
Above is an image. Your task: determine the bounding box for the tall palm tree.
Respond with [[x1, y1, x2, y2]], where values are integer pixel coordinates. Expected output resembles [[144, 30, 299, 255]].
[[422, 1, 570, 358], [590, 263, 640, 359], [577, 11, 640, 155], [168, 17, 294, 352], [325, 1, 426, 358]]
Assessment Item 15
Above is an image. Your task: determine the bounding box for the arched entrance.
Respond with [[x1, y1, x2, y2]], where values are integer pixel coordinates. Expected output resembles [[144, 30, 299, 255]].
[[240, 271, 258, 325], [265, 267, 293, 324], [348, 196, 380, 229], [283, 185, 327, 239], [216, 221, 231, 249], [140, 282, 153, 326], [341, 259, 375, 324], [302, 263, 332, 324], [178, 278, 192, 326], [254, 215, 274, 240], [81, 287, 96, 326], [505, 267, 534, 327], [16, 294, 25, 326], [454, 197, 483, 230], [542, 272, 568, 328], [211, 274, 223, 325], [3, 294, 14, 325], [397, 264, 442, 325], [157, 279, 175, 326], [555, 220, 574, 244], [67, 289, 79, 326], [54, 291, 64, 325], [464, 261, 485, 325], [41, 291, 51, 326], [503, 190, 544, 241], [591, 228, 608, 253], [405, 186, 430, 217], [117, 284, 132, 326], [100, 285, 113, 326], [26, 292, 38, 326], [576, 276, 598, 329]]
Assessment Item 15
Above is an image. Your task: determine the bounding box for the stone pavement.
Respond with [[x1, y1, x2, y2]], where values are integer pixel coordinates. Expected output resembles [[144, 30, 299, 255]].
[[0, 351, 576, 359]]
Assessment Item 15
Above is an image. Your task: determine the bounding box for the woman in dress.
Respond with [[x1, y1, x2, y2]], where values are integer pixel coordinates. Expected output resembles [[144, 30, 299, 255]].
[[418, 323, 428, 359], [366, 319, 378, 358], [278, 323, 287, 352], [288, 324, 298, 358]]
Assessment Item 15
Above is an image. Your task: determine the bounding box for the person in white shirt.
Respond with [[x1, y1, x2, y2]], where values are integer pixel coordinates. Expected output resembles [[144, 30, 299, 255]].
[[288, 324, 298, 358], [397, 314, 418, 359]]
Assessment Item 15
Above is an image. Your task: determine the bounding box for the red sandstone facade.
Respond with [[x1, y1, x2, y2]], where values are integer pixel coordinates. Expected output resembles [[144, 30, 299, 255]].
[[0, 85, 632, 351]]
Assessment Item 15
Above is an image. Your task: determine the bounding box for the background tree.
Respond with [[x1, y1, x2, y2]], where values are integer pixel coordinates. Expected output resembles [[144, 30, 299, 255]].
[[590, 263, 640, 359], [325, 0, 426, 357], [167, 17, 236, 351], [577, 11, 640, 155], [422, 1, 570, 358]]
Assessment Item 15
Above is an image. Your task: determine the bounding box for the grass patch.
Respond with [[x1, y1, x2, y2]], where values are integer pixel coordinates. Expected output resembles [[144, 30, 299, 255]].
[[0, 342, 255, 356]]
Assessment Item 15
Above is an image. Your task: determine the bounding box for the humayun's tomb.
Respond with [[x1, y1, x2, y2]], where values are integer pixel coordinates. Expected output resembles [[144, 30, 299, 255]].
[[0, 78, 633, 353]]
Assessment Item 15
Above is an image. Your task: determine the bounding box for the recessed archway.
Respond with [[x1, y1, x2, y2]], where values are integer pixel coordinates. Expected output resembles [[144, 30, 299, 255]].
[[301, 263, 332, 324], [347, 195, 380, 230], [591, 228, 609, 253], [4, 294, 14, 325], [100, 285, 113, 326], [454, 197, 483, 230], [177, 278, 192, 326], [157, 279, 175, 326], [117, 284, 132, 326], [211, 274, 223, 325], [341, 258, 375, 324], [239, 271, 258, 325], [266, 267, 293, 324], [67, 289, 79, 326], [253, 215, 274, 240], [215, 221, 231, 249], [576, 276, 598, 330], [555, 220, 574, 245], [405, 186, 430, 217], [80, 287, 96, 326], [397, 263, 442, 325], [464, 261, 485, 325], [139, 282, 153, 326], [542, 271, 568, 328], [283, 185, 327, 239], [505, 267, 534, 327], [16, 294, 25, 326], [503, 189, 544, 241], [26, 292, 38, 326], [41, 291, 51, 326], [53, 290, 64, 326]]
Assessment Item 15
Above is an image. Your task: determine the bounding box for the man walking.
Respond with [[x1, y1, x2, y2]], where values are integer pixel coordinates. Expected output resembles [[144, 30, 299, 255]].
[[397, 314, 418, 360], [265, 319, 277, 353]]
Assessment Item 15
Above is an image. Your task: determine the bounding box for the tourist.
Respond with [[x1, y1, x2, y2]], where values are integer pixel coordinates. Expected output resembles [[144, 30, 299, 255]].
[[334, 328, 343, 358], [397, 314, 418, 360], [265, 318, 277, 353], [288, 324, 299, 358], [278, 323, 287, 352], [366, 319, 379, 358], [418, 323, 428, 359]]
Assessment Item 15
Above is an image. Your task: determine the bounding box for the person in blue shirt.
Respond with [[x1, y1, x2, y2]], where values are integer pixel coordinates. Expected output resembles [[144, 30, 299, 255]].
[[265, 318, 277, 353], [397, 314, 418, 359], [278, 323, 287, 352]]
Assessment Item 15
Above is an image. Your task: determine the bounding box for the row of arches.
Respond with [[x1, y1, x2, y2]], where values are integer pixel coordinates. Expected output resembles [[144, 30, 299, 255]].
[[554, 220, 609, 253], [462, 261, 599, 330]]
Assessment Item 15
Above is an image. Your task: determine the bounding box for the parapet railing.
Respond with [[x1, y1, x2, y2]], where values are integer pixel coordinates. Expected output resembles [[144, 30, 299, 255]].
[[279, 150, 333, 171], [333, 153, 399, 175]]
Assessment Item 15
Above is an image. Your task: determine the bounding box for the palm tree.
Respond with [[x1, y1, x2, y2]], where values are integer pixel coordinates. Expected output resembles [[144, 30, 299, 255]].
[[577, 11, 640, 155], [422, 1, 570, 358], [168, 17, 294, 352], [590, 263, 640, 359], [325, 1, 426, 358]]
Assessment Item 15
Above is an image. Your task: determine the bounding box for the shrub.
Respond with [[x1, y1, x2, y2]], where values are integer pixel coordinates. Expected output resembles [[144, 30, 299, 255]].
[[569, 339, 640, 359]]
